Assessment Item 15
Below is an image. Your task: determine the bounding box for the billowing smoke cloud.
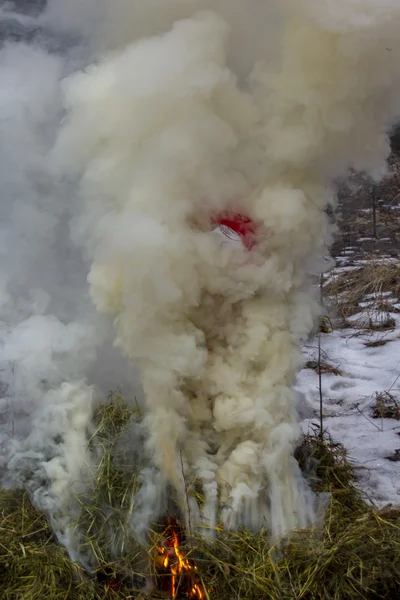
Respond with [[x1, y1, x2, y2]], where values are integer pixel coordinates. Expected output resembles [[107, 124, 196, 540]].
[[0, 1, 142, 555], [1, 0, 400, 563]]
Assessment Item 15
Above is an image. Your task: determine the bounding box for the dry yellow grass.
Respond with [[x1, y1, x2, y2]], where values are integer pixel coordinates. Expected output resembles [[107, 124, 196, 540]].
[[1, 401, 400, 599], [324, 259, 400, 326]]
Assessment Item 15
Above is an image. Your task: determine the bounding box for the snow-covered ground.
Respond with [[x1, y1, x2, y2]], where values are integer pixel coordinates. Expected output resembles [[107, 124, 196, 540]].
[[297, 256, 400, 508]]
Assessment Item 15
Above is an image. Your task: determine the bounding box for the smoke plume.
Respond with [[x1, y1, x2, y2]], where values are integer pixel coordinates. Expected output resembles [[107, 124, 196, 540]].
[[1, 0, 400, 561]]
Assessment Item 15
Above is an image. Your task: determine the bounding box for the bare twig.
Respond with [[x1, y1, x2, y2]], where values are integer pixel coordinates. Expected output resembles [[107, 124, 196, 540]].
[[355, 404, 383, 432], [371, 183, 377, 239], [388, 370, 400, 393], [318, 274, 324, 440], [180, 450, 193, 544]]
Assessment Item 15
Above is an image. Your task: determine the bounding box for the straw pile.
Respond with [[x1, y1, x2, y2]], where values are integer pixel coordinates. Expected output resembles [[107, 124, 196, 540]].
[[193, 437, 400, 600], [1, 401, 399, 600], [0, 489, 99, 600]]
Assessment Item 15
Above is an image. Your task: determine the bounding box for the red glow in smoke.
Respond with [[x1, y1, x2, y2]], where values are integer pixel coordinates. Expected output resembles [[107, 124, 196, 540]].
[[212, 212, 256, 250]]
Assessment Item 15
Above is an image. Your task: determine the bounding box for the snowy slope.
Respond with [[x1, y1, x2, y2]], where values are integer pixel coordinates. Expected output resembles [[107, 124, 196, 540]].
[[298, 256, 400, 508]]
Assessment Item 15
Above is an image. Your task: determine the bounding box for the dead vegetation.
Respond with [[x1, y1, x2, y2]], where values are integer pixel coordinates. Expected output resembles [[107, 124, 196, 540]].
[[371, 391, 400, 421], [364, 339, 390, 348], [196, 435, 400, 600], [323, 259, 400, 327], [0, 489, 100, 600], [1, 401, 400, 600], [74, 397, 142, 572], [305, 360, 341, 376]]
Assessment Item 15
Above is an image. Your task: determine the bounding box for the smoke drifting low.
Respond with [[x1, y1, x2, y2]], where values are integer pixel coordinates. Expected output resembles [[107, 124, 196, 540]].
[[1, 0, 400, 562]]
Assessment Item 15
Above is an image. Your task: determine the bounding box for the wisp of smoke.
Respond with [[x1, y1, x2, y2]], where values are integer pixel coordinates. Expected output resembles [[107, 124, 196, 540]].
[[1, 0, 400, 564]]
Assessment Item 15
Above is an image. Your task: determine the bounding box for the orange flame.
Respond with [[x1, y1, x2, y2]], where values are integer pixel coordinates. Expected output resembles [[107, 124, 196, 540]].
[[157, 518, 205, 599]]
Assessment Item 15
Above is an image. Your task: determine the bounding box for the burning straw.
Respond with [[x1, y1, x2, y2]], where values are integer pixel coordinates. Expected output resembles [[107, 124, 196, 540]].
[[1, 400, 400, 600]]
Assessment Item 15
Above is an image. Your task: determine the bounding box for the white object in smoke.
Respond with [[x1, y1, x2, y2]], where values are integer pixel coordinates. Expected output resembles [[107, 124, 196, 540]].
[[210, 224, 243, 247]]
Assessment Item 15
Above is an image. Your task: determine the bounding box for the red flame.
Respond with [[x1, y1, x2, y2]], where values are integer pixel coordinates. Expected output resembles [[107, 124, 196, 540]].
[[157, 517, 206, 599]]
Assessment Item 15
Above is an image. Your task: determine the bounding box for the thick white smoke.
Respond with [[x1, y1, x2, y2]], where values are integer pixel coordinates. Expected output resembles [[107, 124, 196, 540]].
[[2, 0, 400, 561], [0, 3, 142, 556]]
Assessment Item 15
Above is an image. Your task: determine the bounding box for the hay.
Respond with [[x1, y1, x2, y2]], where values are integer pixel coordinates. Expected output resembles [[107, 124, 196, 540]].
[[167, 436, 400, 600], [75, 395, 142, 568], [1, 403, 400, 600], [0, 489, 99, 600], [191, 507, 400, 600], [72, 394, 147, 595]]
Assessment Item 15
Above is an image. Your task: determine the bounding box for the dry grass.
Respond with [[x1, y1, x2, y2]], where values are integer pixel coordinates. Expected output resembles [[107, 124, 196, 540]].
[[364, 339, 390, 348], [72, 394, 148, 595], [193, 506, 400, 600], [155, 435, 400, 600], [305, 360, 342, 376], [371, 391, 400, 421], [1, 404, 400, 600], [75, 397, 141, 567], [0, 489, 101, 600], [324, 259, 400, 326], [320, 316, 333, 334]]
